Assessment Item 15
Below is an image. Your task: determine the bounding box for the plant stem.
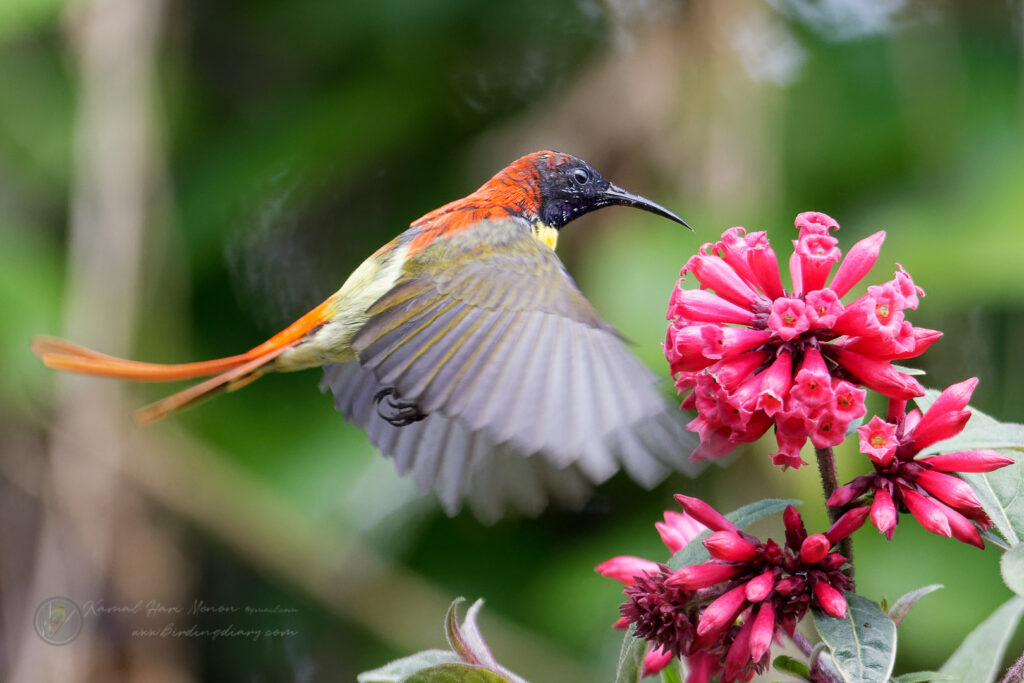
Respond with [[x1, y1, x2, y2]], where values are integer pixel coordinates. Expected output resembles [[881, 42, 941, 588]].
[[1000, 650, 1024, 683], [815, 446, 854, 585], [789, 632, 841, 683]]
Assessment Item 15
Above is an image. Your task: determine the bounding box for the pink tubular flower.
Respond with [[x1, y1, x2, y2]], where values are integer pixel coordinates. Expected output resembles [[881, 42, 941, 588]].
[[595, 507, 708, 676], [665, 213, 931, 467], [828, 378, 1015, 548], [614, 497, 863, 682]]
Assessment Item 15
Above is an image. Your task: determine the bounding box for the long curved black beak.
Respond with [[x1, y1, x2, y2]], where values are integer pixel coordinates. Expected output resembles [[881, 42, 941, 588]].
[[603, 183, 693, 231]]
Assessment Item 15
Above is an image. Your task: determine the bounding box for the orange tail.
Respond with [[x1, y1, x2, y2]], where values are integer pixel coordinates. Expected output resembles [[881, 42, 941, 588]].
[[31, 298, 335, 424]]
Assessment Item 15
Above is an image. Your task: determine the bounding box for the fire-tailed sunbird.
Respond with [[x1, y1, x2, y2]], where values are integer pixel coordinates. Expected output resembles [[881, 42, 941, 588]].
[[33, 150, 698, 520]]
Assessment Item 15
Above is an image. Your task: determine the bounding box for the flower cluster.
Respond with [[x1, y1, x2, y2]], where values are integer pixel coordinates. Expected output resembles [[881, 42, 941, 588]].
[[665, 212, 940, 467], [829, 378, 1015, 547], [599, 496, 867, 682], [596, 510, 707, 677]]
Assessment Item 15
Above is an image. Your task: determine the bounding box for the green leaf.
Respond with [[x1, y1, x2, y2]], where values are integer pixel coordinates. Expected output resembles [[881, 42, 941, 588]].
[[914, 390, 1024, 547], [401, 663, 513, 683], [938, 596, 1024, 683], [668, 499, 801, 569], [615, 625, 647, 683], [1002, 544, 1024, 598], [358, 651, 462, 682], [812, 593, 897, 683], [893, 672, 955, 683], [887, 584, 943, 627], [773, 654, 811, 679], [659, 659, 684, 683]]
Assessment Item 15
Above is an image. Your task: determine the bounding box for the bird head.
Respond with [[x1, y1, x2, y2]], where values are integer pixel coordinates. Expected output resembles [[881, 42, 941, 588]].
[[520, 151, 692, 231]]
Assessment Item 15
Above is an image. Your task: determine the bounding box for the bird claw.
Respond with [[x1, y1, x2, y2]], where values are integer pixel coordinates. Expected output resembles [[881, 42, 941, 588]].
[[373, 387, 427, 427]]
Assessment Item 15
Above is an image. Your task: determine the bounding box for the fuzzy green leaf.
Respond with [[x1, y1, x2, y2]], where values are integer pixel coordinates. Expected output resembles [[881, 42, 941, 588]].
[[812, 593, 897, 683], [615, 625, 647, 683], [887, 584, 943, 627], [1002, 544, 1024, 598], [938, 597, 1024, 683], [401, 663, 513, 683], [357, 651, 462, 683], [893, 672, 955, 683]]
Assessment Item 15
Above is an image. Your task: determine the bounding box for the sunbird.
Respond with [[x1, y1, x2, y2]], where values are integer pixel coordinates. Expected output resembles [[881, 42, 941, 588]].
[[33, 151, 696, 519]]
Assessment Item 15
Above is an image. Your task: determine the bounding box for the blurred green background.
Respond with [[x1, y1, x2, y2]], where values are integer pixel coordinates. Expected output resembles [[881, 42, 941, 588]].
[[2, 1, 1023, 681]]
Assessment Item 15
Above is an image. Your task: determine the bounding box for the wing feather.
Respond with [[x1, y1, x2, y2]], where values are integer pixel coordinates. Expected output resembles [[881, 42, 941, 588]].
[[322, 218, 697, 519]]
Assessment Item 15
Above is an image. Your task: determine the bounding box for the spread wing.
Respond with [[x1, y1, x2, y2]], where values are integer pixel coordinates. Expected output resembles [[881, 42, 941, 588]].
[[321, 219, 697, 519]]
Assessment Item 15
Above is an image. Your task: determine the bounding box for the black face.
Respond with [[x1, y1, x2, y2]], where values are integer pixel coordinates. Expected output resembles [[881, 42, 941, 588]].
[[535, 155, 692, 231]]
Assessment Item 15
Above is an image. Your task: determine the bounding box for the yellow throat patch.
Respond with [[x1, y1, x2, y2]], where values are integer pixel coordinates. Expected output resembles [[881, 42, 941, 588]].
[[532, 222, 558, 251]]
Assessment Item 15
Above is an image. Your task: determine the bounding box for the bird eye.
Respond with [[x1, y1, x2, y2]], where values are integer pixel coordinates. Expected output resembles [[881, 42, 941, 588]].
[[573, 168, 589, 185]]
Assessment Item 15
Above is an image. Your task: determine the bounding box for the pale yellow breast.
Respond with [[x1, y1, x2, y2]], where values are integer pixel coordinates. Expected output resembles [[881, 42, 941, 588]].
[[531, 222, 558, 251]]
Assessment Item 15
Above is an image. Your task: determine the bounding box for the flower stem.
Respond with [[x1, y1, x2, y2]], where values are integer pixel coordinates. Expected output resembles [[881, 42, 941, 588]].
[[999, 650, 1024, 683], [789, 632, 842, 683], [815, 446, 854, 585]]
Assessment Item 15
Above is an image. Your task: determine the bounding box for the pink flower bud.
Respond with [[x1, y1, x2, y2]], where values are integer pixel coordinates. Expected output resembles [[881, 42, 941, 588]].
[[829, 231, 885, 298], [756, 351, 794, 416], [827, 475, 872, 507], [642, 646, 673, 677], [667, 562, 741, 591], [656, 511, 707, 554], [910, 410, 971, 453], [594, 556, 661, 585], [710, 351, 769, 389], [789, 250, 804, 297], [704, 530, 759, 562], [612, 616, 629, 630], [713, 227, 762, 285], [697, 585, 748, 636], [799, 534, 831, 564], [701, 326, 772, 361], [748, 600, 777, 661], [826, 506, 871, 544], [675, 495, 739, 532], [833, 348, 925, 399], [783, 505, 807, 549], [915, 470, 982, 510], [748, 239, 785, 299], [902, 488, 952, 538], [929, 498, 985, 549], [791, 348, 834, 409], [671, 288, 757, 325], [723, 614, 756, 680], [857, 416, 899, 466], [665, 324, 718, 373], [870, 487, 899, 539], [911, 378, 978, 449], [685, 251, 763, 308], [744, 570, 776, 602], [919, 450, 1015, 473], [813, 581, 847, 618]]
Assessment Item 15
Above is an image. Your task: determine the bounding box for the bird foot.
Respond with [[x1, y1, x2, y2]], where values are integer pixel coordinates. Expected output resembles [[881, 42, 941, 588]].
[[373, 387, 427, 427]]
